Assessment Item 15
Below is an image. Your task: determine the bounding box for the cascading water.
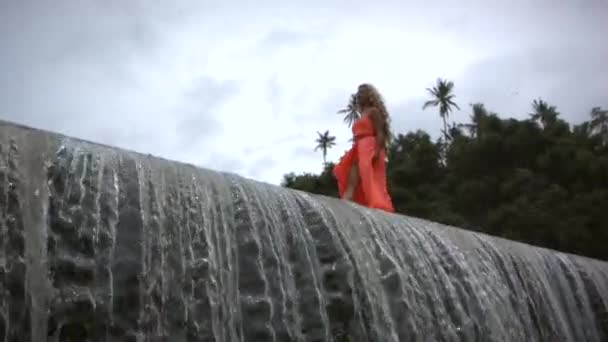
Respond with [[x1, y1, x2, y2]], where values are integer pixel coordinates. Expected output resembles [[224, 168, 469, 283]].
[[1, 119, 607, 342]]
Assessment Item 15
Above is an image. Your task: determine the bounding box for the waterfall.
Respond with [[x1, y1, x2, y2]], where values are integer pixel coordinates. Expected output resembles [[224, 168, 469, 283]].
[[1, 120, 607, 341]]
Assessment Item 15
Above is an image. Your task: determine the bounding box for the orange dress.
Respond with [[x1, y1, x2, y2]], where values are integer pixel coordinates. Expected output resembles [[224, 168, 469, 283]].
[[333, 113, 395, 213]]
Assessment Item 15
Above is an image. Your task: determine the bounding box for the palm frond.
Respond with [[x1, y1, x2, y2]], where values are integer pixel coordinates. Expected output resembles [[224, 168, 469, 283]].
[[447, 99, 461, 110], [425, 87, 439, 97], [422, 100, 438, 110]]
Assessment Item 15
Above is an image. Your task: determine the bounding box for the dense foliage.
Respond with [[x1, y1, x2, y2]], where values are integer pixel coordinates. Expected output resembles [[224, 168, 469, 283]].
[[282, 95, 608, 261]]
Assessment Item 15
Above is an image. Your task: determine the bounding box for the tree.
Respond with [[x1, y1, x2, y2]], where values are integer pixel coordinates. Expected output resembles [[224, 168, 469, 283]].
[[459, 103, 488, 138], [529, 98, 559, 129], [337, 93, 359, 127], [284, 97, 608, 262], [448, 122, 464, 140], [422, 78, 461, 141], [280, 162, 338, 198], [590, 106, 608, 145], [315, 130, 336, 165]]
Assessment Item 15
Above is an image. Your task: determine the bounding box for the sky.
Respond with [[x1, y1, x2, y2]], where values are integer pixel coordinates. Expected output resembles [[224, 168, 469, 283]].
[[1, 0, 607, 185]]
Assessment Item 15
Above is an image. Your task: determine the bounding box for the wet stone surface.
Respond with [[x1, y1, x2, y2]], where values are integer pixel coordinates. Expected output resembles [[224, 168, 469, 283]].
[[1, 120, 608, 341]]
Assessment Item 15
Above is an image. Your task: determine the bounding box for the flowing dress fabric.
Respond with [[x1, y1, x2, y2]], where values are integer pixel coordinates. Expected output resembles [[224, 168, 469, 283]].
[[333, 115, 395, 213]]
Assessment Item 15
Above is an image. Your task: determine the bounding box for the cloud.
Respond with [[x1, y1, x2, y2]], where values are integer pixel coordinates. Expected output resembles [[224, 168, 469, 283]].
[[266, 75, 283, 118], [293, 144, 319, 160], [391, 98, 444, 138], [456, 45, 608, 124], [0, 0, 167, 136], [205, 152, 247, 176], [175, 76, 240, 147], [0, 0, 238, 162], [0, 0, 606, 186], [245, 155, 278, 180], [389, 41, 608, 140], [260, 28, 315, 48]]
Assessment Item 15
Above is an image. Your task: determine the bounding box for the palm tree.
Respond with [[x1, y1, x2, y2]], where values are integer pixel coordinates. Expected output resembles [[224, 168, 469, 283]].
[[459, 103, 488, 138], [573, 121, 591, 140], [447, 122, 464, 140], [590, 106, 608, 145], [337, 93, 359, 127], [422, 78, 461, 141], [315, 130, 336, 165], [529, 98, 559, 129]]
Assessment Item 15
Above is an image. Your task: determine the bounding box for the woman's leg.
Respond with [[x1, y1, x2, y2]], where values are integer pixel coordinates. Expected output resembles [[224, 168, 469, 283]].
[[342, 163, 359, 201]]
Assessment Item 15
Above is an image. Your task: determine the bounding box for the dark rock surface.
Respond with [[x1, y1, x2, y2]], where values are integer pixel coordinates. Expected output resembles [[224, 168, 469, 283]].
[[1, 119, 607, 341]]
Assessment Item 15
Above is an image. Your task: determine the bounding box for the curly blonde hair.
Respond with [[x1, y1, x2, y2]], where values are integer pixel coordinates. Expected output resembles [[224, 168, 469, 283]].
[[355, 83, 392, 148]]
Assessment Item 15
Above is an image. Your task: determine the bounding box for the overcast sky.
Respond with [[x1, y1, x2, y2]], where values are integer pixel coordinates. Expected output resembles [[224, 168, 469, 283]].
[[1, 0, 606, 185]]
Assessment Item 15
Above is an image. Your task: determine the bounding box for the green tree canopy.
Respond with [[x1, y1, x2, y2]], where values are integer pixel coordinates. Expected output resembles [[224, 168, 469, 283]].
[[284, 98, 608, 261]]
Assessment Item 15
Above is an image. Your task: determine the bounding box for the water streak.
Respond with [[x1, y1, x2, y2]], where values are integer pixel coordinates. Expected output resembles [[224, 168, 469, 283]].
[[1, 120, 607, 341]]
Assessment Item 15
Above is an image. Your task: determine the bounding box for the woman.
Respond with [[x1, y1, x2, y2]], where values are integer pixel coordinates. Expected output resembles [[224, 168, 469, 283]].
[[333, 83, 395, 213]]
